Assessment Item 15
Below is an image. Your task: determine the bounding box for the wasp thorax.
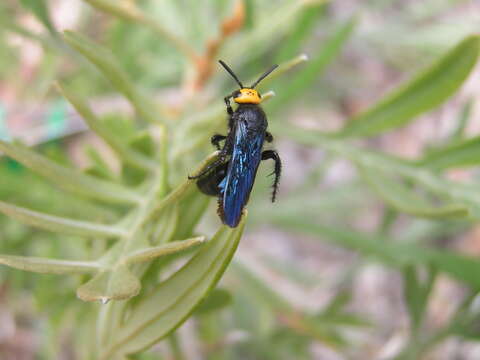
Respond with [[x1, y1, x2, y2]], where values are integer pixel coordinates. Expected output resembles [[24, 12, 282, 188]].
[[234, 88, 261, 104]]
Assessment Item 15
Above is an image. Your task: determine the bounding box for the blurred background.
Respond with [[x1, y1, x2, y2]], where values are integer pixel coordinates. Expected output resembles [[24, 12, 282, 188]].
[[1, 0, 480, 359]]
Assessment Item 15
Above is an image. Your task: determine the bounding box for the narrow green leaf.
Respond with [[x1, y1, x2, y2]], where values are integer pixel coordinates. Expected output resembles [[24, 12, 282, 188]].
[[172, 189, 209, 241], [232, 262, 292, 312], [80, 0, 144, 22], [275, 3, 325, 63], [149, 204, 179, 245], [57, 82, 155, 171], [124, 237, 205, 264], [339, 35, 480, 137], [275, 126, 480, 219], [101, 218, 245, 358], [77, 265, 140, 302], [269, 18, 356, 110], [0, 201, 126, 238], [193, 288, 233, 315], [0, 140, 141, 204], [84, 146, 118, 181], [426, 252, 480, 291], [417, 136, 480, 170], [403, 266, 436, 332], [81, 0, 198, 62], [20, 0, 56, 35], [222, 0, 326, 66], [0, 254, 99, 274], [63, 31, 163, 125], [359, 166, 469, 218], [275, 217, 480, 289], [450, 99, 473, 142]]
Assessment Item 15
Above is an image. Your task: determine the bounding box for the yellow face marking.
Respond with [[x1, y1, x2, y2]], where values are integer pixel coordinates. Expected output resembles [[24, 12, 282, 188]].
[[234, 88, 261, 104]]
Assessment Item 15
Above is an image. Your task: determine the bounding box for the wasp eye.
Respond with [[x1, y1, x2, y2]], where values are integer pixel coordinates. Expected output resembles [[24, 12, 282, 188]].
[[233, 90, 241, 97], [258, 93, 262, 98]]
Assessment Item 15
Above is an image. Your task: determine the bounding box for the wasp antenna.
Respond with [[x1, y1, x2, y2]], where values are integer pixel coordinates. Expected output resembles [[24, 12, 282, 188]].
[[219, 60, 244, 88], [250, 64, 279, 89]]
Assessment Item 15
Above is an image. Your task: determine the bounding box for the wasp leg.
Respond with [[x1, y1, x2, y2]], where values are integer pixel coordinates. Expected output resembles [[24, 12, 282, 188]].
[[261, 150, 281, 202], [224, 96, 234, 116], [188, 156, 226, 180], [265, 132, 273, 143], [211, 134, 227, 150], [189, 137, 232, 180]]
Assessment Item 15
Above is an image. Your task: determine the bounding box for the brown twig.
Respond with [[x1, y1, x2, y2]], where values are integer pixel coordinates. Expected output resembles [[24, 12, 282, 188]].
[[191, 0, 246, 91]]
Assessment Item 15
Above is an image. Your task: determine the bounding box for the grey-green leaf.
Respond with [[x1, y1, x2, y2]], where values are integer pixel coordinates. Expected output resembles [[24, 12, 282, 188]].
[[20, 0, 57, 35], [63, 31, 162, 125], [0, 255, 100, 274], [193, 288, 233, 315], [124, 237, 205, 264], [403, 265, 436, 332], [359, 166, 469, 218], [0, 140, 141, 204], [275, 217, 480, 289], [268, 17, 356, 110], [0, 201, 127, 238], [338, 35, 480, 137], [77, 265, 140, 302], [417, 136, 480, 170], [57, 82, 155, 171], [100, 219, 245, 358]]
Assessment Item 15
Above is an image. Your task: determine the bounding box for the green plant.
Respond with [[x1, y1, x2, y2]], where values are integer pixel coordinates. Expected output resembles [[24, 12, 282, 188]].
[[1, 1, 480, 359]]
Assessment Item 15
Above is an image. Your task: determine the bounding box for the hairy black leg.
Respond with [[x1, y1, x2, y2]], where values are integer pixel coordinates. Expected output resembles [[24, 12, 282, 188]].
[[224, 96, 233, 116], [265, 131, 273, 143], [262, 150, 281, 202], [211, 134, 227, 150], [189, 137, 233, 180], [188, 156, 227, 180]]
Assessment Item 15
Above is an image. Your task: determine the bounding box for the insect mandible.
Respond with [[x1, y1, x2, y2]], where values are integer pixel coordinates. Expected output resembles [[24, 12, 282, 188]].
[[189, 60, 282, 228]]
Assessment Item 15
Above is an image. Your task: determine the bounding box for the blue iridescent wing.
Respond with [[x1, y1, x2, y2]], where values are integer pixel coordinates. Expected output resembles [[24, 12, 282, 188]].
[[219, 120, 264, 227]]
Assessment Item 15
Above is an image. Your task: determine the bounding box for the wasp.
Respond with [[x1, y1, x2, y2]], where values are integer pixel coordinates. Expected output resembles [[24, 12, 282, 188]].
[[189, 60, 282, 228]]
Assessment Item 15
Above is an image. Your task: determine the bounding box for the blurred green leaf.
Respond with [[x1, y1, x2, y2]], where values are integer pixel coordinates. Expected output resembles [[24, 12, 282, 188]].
[[84, 146, 117, 181], [417, 136, 480, 170], [232, 262, 291, 312], [315, 291, 370, 328], [63, 31, 164, 125], [77, 264, 140, 302], [359, 166, 469, 218], [125, 237, 205, 264], [101, 220, 245, 358], [0, 254, 99, 274], [20, 0, 56, 35], [403, 265, 436, 333], [58, 82, 155, 170], [173, 190, 210, 240], [0, 140, 141, 205], [275, 3, 325, 63], [194, 288, 233, 315], [268, 17, 356, 110], [338, 35, 480, 137], [0, 200, 126, 238], [275, 126, 480, 219], [450, 99, 473, 142], [81, 0, 198, 62], [275, 216, 480, 289]]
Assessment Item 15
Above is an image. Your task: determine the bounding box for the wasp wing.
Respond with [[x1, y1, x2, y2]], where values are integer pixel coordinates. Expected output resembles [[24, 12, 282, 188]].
[[219, 119, 264, 227]]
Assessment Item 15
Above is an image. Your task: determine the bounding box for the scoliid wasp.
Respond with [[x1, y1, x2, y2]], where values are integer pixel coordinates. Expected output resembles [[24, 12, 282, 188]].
[[189, 60, 282, 228]]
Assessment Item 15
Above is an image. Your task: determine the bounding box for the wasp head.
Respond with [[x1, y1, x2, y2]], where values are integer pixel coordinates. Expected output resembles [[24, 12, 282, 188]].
[[219, 60, 278, 105], [233, 88, 261, 104]]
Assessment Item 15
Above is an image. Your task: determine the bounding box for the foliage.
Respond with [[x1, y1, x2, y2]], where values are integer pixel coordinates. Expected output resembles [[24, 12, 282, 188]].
[[0, 0, 479, 358]]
